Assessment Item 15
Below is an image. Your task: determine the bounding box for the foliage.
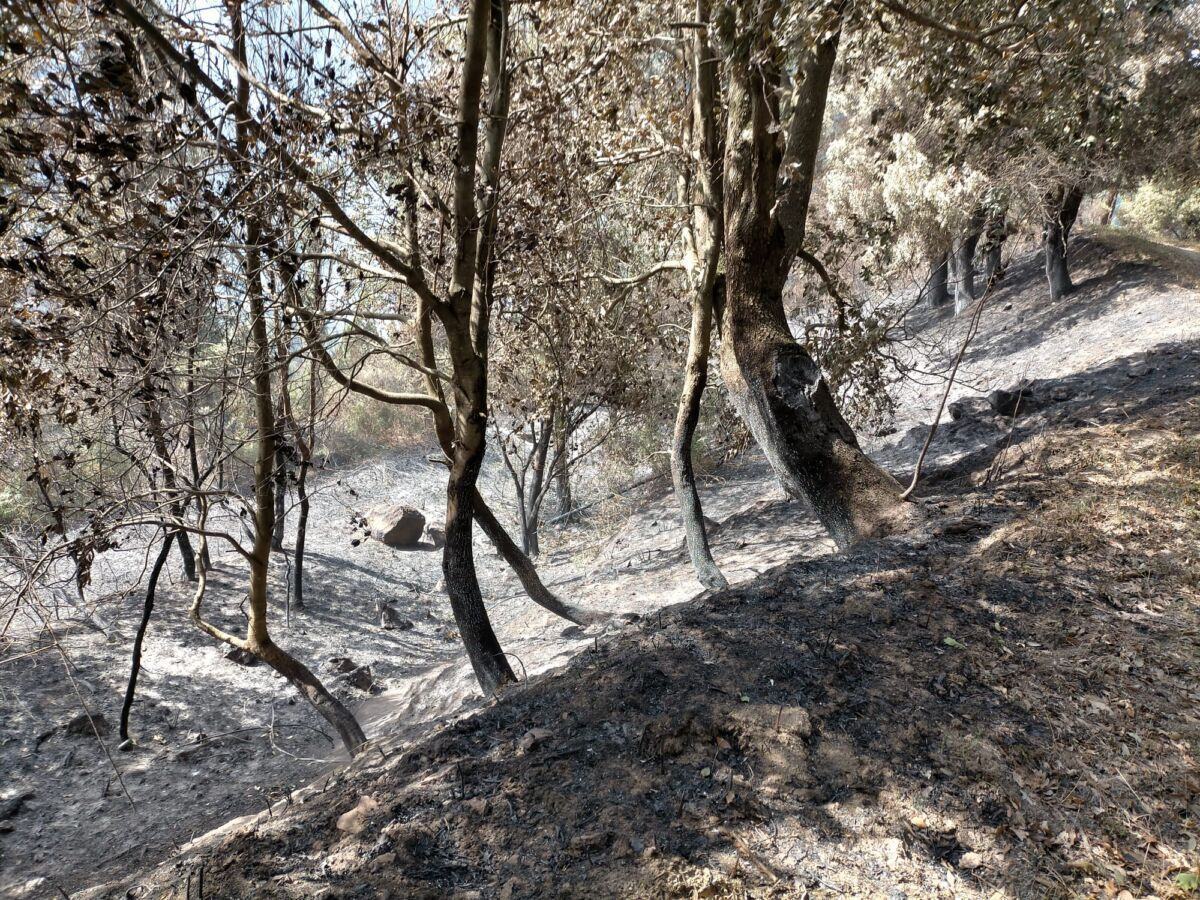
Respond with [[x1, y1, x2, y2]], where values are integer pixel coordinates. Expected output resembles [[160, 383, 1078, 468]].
[[1120, 179, 1200, 240]]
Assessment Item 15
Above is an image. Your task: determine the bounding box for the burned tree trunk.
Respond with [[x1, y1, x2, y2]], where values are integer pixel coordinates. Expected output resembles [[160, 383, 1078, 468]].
[[952, 209, 987, 314], [432, 0, 516, 694], [552, 418, 573, 520], [981, 212, 1008, 287], [1044, 183, 1085, 301], [271, 442, 287, 552], [119, 529, 176, 742], [202, 0, 365, 756], [293, 455, 310, 610], [927, 251, 950, 308], [715, 3, 916, 550], [672, 0, 727, 591]]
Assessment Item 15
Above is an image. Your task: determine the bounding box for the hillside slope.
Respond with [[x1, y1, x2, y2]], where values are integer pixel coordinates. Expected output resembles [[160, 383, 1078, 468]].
[[53, 237, 1200, 899]]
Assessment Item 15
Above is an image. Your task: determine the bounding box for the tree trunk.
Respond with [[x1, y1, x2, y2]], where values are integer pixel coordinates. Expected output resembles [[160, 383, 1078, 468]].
[[1099, 188, 1118, 227], [521, 416, 552, 557], [953, 210, 986, 314], [552, 416, 573, 520], [225, 0, 364, 756], [1044, 183, 1084, 301], [672, 0, 727, 591], [717, 5, 915, 550], [120, 530, 175, 742], [176, 530, 197, 582], [186, 344, 211, 572], [293, 457, 309, 610], [471, 497, 602, 625], [673, 282, 726, 590], [927, 251, 950, 308], [441, 349, 515, 694], [271, 443, 287, 551], [981, 211, 1008, 287]]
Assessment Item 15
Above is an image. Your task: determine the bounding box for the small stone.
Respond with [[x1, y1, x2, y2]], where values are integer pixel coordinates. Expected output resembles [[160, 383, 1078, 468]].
[[569, 828, 610, 853], [958, 851, 984, 870], [465, 797, 489, 815], [224, 647, 260, 667], [328, 656, 358, 674], [344, 666, 374, 692], [519, 728, 553, 753], [560, 625, 584, 639], [372, 852, 396, 870], [0, 792, 34, 821]]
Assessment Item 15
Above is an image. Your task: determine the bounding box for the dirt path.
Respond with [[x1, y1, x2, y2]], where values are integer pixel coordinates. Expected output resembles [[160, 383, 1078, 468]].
[[1, 235, 1197, 897]]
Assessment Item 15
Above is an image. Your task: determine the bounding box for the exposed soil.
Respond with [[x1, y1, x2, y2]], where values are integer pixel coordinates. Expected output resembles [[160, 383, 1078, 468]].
[[2, 234, 1198, 898]]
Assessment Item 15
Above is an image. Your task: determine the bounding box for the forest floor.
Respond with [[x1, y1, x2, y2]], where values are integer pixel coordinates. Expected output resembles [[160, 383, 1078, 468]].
[[1, 233, 1198, 898]]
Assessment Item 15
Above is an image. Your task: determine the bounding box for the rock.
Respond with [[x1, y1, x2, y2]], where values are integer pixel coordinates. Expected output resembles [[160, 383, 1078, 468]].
[[64, 713, 109, 737], [1126, 363, 1154, 378], [569, 828, 611, 853], [328, 656, 358, 674], [0, 792, 33, 821], [224, 647, 260, 667], [519, 727, 553, 753], [464, 797, 489, 815], [987, 386, 1034, 417], [958, 851, 984, 870], [336, 795, 380, 834], [947, 396, 993, 421], [344, 666, 374, 692], [378, 603, 414, 631], [424, 526, 446, 549], [560, 625, 584, 639], [368, 504, 426, 549]]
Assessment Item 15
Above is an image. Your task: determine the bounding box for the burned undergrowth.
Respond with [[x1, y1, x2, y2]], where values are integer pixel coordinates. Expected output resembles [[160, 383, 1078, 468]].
[[81, 341, 1200, 899]]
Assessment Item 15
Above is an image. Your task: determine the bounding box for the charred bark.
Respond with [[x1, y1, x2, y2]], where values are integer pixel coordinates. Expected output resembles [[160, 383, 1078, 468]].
[[927, 251, 950, 308], [716, 4, 916, 549], [672, 287, 726, 590], [1044, 183, 1084, 301], [219, 0, 365, 756], [119, 530, 176, 742], [953, 209, 987, 314], [293, 457, 310, 610], [271, 443, 287, 551], [672, 0, 727, 591]]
